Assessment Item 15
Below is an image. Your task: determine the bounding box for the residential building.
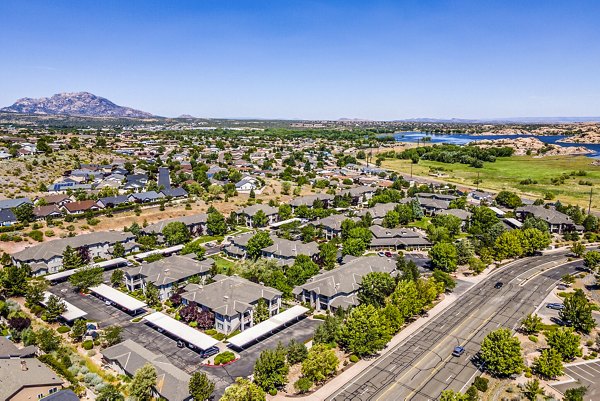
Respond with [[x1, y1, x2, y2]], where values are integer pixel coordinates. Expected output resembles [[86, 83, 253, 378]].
[[261, 238, 319, 266], [515, 205, 582, 233], [142, 213, 207, 241], [312, 215, 359, 240], [237, 204, 278, 227], [369, 225, 431, 250], [0, 358, 64, 401]]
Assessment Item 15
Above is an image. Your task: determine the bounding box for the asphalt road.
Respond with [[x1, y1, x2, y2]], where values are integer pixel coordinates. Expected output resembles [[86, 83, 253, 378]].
[[328, 251, 582, 401]]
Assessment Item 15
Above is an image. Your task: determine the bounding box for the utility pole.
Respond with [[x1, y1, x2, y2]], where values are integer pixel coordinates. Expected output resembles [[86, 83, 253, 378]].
[[588, 187, 593, 215], [410, 162, 413, 178], [476, 172, 480, 191]]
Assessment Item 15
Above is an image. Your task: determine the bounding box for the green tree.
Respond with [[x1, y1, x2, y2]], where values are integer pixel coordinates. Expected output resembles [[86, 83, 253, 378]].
[[254, 346, 289, 392], [130, 363, 157, 401], [318, 241, 338, 270], [162, 221, 191, 245], [495, 191, 522, 208], [144, 282, 161, 307], [207, 211, 228, 235], [583, 251, 600, 270], [560, 289, 596, 334], [278, 204, 292, 220], [111, 269, 124, 287], [390, 279, 422, 318], [12, 203, 34, 223], [397, 258, 420, 282], [247, 231, 274, 260], [287, 339, 308, 365], [44, 294, 66, 322], [313, 315, 342, 345], [563, 386, 587, 401], [342, 237, 367, 256], [520, 313, 543, 335], [97, 384, 125, 401], [253, 210, 268, 228], [70, 319, 87, 341], [286, 255, 319, 286], [25, 278, 48, 306], [456, 239, 475, 265], [254, 298, 270, 324], [521, 228, 551, 255], [432, 269, 456, 292], [102, 325, 123, 347], [521, 379, 544, 401], [339, 304, 391, 356], [112, 242, 126, 257], [220, 377, 265, 401], [431, 214, 463, 238], [493, 230, 523, 260], [532, 348, 563, 379], [0, 264, 29, 296], [36, 328, 61, 352], [62, 245, 83, 270], [439, 390, 469, 401], [546, 327, 582, 361], [301, 343, 339, 383], [189, 372, 215, 401], [429, 242, 458, 272], [479, 329, 524, 376], [570, 242, 586, 258], [69, 266, 103, 291], [357, 272, 396, 307]]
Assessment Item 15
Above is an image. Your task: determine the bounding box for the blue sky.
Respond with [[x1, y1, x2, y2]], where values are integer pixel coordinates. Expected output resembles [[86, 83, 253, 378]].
[[1, 0, 599, 119]]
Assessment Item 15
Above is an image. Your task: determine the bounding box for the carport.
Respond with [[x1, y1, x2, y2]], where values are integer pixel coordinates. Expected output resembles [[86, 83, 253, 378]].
[[133, 244, 184, 261], [45, 258, 129, 283], [42, 291, 87, 322], [89, 284, 147, 314], [227, 305, 308, 349], [144, 312, 219, 352]]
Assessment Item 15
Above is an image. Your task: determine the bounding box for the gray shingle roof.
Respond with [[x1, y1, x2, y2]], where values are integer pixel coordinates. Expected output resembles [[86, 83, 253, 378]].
[[262, 238, 319, 258], [239, 204, 278, 217], [142, 213, 207, 235], [0, 358, 63, 400], [125, 256, 214, 287]]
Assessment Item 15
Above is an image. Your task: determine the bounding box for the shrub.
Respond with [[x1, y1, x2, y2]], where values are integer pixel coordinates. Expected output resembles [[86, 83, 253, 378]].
[[294, 377, 312, 394], [45, 230, 55, 237], [82, 340, 94, 350], [528, 335, 538, 343], [214, 351, 236, 365], [268, 389, 277, 396], [205, 329, 217, 335], [57, 326, 71, 334], [28, 230, 44, 242], [313, 314, 327, 320], [349, 355, 359, 363], [473, 376, 488, 392]]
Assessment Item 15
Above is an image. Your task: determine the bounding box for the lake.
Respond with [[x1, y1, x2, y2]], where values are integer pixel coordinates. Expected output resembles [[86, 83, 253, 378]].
[[393, 131, 600, 158]]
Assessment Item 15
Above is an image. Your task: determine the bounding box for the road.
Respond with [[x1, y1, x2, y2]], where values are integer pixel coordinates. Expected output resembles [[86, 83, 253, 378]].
[[328, 251, 581, 401]]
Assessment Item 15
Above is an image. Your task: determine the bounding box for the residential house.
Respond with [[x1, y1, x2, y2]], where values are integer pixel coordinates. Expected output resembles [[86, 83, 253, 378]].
[[0, 209, 17, 226], [33, 205, 63, 220], [0, 358, 64, 401], [235, 176, 260, 193], [181, 275, 282, 334], [123, 255, 215, 300], [294, 256, 396, 311], [417, 195, 451, 216], [289, 194, 334, 211], [515, 205, 582, 234], [12, 231, 137, 275], [96, 195, 130, 209], [160, 187, 188, 199], [128, 191, 163, 203], [237, 204, 279, 227], [339, 186, 375, 205], [223, 231, 255, 259], [369, 225, 431, 250], [312, 215, 359, 240], [61, 200, 99, 215], [102, 340, 192, 401], [262, 238, 320, 266], [142, 213, 208, 241], [0, 197, 32, 210]]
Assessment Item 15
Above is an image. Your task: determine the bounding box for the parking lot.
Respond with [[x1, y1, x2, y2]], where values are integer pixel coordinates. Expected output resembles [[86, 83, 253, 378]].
[[49, 279, 321, 397], [552, 360, 600, 400]]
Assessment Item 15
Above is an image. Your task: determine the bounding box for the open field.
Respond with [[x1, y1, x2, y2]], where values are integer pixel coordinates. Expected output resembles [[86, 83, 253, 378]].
[[383, 155, 600, 209]]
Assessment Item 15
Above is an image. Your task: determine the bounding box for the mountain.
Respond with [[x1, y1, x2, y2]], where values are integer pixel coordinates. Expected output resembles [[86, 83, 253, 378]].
[[1, 92, 154, 118]]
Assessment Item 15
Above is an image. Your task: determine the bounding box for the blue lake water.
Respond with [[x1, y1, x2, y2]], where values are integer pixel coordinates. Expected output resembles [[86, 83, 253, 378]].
[[393, 131, 600, 158]]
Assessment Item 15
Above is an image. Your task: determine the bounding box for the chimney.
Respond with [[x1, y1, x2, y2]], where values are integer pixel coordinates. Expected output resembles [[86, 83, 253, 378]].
[[21, 360, 28, 371]]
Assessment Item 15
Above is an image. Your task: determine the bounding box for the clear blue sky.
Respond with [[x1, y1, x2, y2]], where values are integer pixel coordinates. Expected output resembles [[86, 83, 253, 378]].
[[1, 0, 599, 119]]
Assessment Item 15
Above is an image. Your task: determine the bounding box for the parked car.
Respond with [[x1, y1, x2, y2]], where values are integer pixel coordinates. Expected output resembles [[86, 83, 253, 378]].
[[384, 251, 393, 258], [377, 252, 385, 257], [452, 346, 465, 357], [177, 340, 184, 348], [494, 282, 503, 289], [201, 346, 219, 358], [546, 303, 564, 310]]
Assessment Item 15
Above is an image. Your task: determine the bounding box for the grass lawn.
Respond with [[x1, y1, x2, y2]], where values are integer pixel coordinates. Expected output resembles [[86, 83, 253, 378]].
[[211, 255, 237, 271], [408, 217, 431, 229], [383, 156, 600, 209]]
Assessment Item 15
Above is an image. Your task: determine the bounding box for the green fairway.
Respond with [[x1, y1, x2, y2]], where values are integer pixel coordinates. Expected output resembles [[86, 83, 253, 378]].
[[383, 155, 600, 209]]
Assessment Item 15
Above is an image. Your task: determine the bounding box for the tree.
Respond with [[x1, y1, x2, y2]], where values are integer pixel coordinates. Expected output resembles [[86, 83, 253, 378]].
[[520, 313, 543, 335], [12, 203, 34, 223], [432, 269, 456, 292], [397, 258, 420, 282], [493, 231, 523, 260], [431, 214, 463, 238], [570, 242, 586, 258], [102, 325, 123, 347], [532, 348, 563, 379], [583, 251, 600, 270], [62, 245, 84, 270], [97, 384, 125, 401], [479, 329, 523, 376], [439, 390, 469, 401], [112, 242, 126, 258], [390, 279, 422, 318], [111, 269, 124, 287], [44, 295, 67, 322], [144, 282, 161, 307], [254, 298, 270, 324], [287, 339, 308, 365], [313, 315, 342, 345], [429, 242, 458, 272], [560, 289, 596, 334], [253, 210, 268, 228], [521, 228, 551, 255], [220, 377, 265, 401], [456, 239, 475, 265], [25, 278, 48, 306], [357, 272, 396, 307], [495, 191, 522, 209], [36, 328, 61, 352], [207, 211, 227, 235], [69, 266, 103, 291], [71, 319, 87, 341], [318, 241, 338, 270], [301, 343, 339, 383], [563, 386, 587, 401], [546, 327, 582, 361], [342, 237, 367, 256], [130, 363, 157, 401], [254, 346, 289, 392], [287, 255, 319, 286], [162, 221, 191, 245], [247, 231, 273, 260], [278, 204, 292, 220], [339, 304, 391, 357], [189, 372, 215, 401], [521, 379, 544, 401]]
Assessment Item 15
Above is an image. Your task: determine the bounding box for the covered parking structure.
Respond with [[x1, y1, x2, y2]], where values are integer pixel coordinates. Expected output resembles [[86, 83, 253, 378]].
[[45, 258, 129, 283], [144, 312, 219, 354], [133, 245, 184, 261], [227, 305, 308, 349], [89, 284, 147, 314], [42, 291, 87, 322]]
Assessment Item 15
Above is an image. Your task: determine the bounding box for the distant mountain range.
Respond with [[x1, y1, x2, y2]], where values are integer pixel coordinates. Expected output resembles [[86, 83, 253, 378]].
[[1, 92, 154, 118]]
